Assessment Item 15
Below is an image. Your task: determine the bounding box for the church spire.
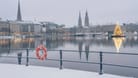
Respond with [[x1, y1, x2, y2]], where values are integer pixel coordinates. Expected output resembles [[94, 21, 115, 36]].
[[17, 0, 22, 21], [84, 10, 89, 27], [78, 12, 82, 28]]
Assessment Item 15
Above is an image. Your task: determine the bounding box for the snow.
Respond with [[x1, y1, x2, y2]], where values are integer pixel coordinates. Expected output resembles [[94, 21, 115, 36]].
[[0, 63, 132, 78]]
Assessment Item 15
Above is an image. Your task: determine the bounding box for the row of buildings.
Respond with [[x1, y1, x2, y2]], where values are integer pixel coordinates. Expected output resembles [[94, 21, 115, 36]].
[[0, 0, 138, 38], [0, 20, 41, 36], [0, 0, 64, 37]]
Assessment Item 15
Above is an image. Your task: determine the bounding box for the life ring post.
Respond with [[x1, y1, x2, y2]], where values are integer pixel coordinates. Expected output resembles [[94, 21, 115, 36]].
[[36, 45, 47, 61]]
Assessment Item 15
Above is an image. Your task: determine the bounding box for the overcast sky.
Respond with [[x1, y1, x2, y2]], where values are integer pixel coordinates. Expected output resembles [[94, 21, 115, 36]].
[[0, 0, 138, 27]]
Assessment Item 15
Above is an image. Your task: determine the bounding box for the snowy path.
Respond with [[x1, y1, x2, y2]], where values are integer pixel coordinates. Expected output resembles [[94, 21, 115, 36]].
[[0, 63, 132, 78]]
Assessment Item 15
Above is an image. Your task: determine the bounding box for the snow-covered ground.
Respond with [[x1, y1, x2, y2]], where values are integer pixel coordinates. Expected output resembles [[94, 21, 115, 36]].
[[0, 63, 132, 78]]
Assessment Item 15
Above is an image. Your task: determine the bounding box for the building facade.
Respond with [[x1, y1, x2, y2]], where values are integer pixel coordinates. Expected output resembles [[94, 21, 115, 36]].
[[0, 20, 10, 36]]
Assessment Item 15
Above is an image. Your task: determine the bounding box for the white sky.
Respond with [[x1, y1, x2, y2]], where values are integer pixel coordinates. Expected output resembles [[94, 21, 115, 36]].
[[0, 0, 138, 27]]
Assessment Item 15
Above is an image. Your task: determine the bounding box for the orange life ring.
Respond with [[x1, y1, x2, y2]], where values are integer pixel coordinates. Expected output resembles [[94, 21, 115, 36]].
[[36, 45, 47, 60]]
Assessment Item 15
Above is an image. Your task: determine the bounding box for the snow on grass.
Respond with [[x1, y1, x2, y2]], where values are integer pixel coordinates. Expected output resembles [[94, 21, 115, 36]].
[[0, 63, 132, 78]]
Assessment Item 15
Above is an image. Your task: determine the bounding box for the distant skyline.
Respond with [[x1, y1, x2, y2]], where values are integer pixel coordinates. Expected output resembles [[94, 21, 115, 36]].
[[0, 0, 138, 27]]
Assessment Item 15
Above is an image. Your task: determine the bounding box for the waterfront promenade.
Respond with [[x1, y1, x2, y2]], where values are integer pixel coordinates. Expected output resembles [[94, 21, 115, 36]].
[[0, 63, 132, 78]]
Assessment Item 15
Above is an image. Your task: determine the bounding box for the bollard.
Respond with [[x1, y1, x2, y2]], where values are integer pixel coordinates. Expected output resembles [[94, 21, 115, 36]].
[[17, 52, 22, 65], [59, 50, 63, 69], [99, 51, 103, 75], [26, 48, 29, 66]]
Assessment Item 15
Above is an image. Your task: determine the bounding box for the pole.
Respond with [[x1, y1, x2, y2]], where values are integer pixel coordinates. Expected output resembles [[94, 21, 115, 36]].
[[99, 51, 103, 75], [59, 50, 63, 69], [26, 48, 29, 66]]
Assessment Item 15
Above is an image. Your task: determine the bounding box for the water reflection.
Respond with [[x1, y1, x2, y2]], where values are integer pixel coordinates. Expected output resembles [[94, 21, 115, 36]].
[[78, 40, 90, 60], [0, 38, 35, 49], [85, 44, 89, 61], [0, 36, 138, 55], [78, 42, 83, 59], [112, 37, 125, 52]]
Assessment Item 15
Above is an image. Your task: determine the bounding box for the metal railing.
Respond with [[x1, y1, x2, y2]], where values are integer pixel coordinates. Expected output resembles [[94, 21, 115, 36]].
[[0, 48, 138, 75]]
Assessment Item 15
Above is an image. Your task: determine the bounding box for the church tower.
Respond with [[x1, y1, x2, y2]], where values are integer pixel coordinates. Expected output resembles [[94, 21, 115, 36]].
[[84, 11, 89, 27], [78, 12, 82, 28], [17, 0, 22, 21]]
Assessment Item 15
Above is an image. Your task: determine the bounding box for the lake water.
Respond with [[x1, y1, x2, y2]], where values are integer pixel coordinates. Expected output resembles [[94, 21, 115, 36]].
[[0, 36, 138, 77]]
